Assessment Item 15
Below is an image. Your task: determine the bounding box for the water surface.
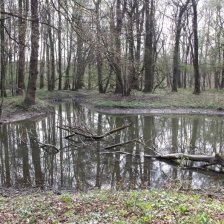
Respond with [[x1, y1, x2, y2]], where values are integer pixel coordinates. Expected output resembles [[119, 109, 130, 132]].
[[1, 102, 224, 191]]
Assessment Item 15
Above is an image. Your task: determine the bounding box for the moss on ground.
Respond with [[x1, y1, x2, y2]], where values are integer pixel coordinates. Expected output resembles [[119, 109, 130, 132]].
[[0, 190, 224, 223]]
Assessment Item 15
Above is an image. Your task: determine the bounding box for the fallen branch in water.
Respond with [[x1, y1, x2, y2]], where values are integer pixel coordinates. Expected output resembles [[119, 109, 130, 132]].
[[38, 142, 60, 154], [104, 139, 137, 150], [101, 150, 224, 170], [155, 153, 224, 166], [103, 138, 160, 155], [57, 123, 131, 140]]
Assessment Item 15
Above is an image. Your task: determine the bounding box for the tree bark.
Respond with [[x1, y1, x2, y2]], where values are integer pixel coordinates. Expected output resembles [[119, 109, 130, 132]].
[[24, 0, 39, 105], [192, 0, 200, 94], [220, 45, 224, 88], [58, 0, 62, 90], [94, 0, 104, 93], [0, 0, 7, 97], [17, 0, 28, 95], [143, 0, 154, 93], [114, 0, 124, 94], [172, 0, 190, 92]]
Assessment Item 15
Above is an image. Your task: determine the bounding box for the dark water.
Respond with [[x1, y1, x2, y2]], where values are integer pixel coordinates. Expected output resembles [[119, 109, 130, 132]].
[[1, 102, 224, 191]]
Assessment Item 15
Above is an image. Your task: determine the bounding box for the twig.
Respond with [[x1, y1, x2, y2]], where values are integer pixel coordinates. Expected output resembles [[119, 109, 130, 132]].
[[58, 123, 132, 140], [38, 142, 59, 153]]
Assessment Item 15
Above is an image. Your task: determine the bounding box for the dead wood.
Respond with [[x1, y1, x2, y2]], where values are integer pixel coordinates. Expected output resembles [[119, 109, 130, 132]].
[[104, 139, 137, 150], [38, 142, 59, 153], [102, 149, 224, 169], [57, 123, 131, 140], [154, 153, 224, 166]]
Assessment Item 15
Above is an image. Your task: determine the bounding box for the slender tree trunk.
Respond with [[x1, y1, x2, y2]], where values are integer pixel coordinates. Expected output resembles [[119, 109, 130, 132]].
[[48, 29, 55, 91], [47, 0, 55, 91], [172, 0, 190, 92], [221, 45, 224, 88], [64, 44, 72, 90], [94, 0, 104, 93], [46, 40, 51, 90], [192, 0, 200, 95], [0, 0, 7, 97], [135, 4, 144, 90], [143, 0, 154, 93], [58, 0, 62, 90], [114, 0, 124, 94], [74, 25, 85, 90], [24, 0, 39, 105], [17, 0, 28, 95], [39, 34, 46, 89], [127, 7, 136, 93]]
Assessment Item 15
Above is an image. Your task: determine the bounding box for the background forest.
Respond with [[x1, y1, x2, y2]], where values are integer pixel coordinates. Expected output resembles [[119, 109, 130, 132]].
[[0, 0, 224, 104]]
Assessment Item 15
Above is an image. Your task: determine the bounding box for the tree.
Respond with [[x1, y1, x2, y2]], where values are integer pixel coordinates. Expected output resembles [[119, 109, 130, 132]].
[[0, 0, 7, 97], [17, 0, 28, 96], [93, 0, 104, 93], [114, 0, 126, 94], [24, 0, 39, 105], [47, 0, 56, 92], [172, 0, 190, 92], [192, 0, 200, 94], [57, 0, 62, 90], [143, 0, 154, 93]]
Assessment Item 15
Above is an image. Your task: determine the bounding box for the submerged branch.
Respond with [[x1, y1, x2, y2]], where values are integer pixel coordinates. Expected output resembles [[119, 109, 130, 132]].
[[38, 142, 60, 154], [57, 123, 131, 141]]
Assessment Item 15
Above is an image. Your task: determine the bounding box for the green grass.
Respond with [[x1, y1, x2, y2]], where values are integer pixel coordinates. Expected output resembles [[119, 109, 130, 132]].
[[2, 88, 224, 121], [0, 190, 224, 223], [36, 89, 76, 100], [1, 95, 52, 118], [82, 88, 224, 110]]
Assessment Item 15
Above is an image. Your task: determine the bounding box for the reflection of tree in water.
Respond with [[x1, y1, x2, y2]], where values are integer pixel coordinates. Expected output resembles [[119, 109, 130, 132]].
[[1, 103, 224, 191], [1, 125, 10, 187]]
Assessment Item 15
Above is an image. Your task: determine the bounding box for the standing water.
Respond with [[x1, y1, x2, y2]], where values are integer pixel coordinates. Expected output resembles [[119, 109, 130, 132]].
[[0, 102, 224, 191]]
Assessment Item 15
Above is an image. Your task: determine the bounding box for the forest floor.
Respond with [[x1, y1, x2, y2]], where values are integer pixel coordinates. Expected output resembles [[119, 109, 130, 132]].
[[1, 189, 224, 223], [1, 88, 224, 123]]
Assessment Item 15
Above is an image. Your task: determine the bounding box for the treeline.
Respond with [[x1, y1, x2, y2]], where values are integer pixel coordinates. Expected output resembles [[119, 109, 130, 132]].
[[0, 0, 224, 104]]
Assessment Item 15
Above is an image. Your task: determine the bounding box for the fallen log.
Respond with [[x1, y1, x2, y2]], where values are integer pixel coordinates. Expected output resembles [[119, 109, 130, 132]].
[[101, 149, 224, 168], [155, 153, 224, 166]]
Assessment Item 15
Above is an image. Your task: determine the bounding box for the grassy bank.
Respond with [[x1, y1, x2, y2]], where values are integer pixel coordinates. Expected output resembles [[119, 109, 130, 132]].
[[36, 88, 224, 109], [3, 89, 224, 111], [78, 89, 224, 109], [0, 189, 224, 223], [1, 88, 224, 123]]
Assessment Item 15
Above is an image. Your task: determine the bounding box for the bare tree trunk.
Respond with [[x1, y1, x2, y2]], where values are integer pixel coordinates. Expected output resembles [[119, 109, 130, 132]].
[[39, 31, 46, 89], [221, 45, 224, 88], [0, 0, 7, 97], [47, 0, 55, 91], [172, 0, 190, 92], [58, 0, 62, 90], [74, 23, 85, 90], [192, 0, 200, 95], [48, 28, 55, 91], [24, 0, 39, 105], [93, 0, 104, 93], [127, 3, 136, 93], [64, 34, 72, 90], [143, 0, 154, 93], [114, 0, 123, 94], [135, 3, 144, 90], [17, 0, 28, 95]]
